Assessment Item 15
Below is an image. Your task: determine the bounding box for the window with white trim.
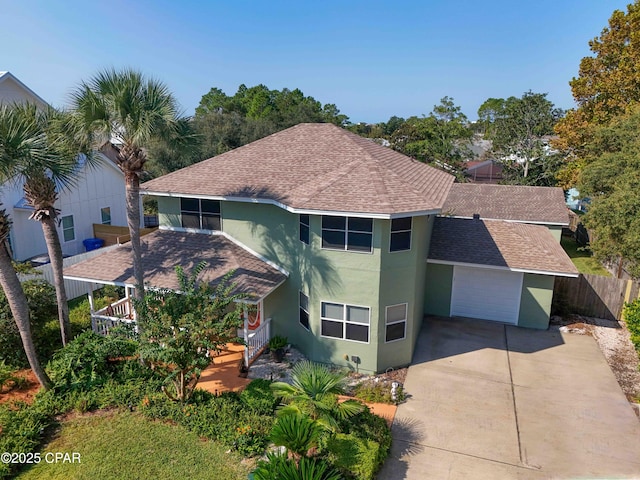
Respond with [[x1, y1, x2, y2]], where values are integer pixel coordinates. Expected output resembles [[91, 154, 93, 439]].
[[299, 291, 310, 330], [390, 218, 412, 252], [61, 215, 75, 242], [299, 214, 310, 245], [321, 302, 369, 342], [180, 198, 221, 230], [385, 303, 407, 342], [101, 207, 111, 225], [321, 216, 373, 253]]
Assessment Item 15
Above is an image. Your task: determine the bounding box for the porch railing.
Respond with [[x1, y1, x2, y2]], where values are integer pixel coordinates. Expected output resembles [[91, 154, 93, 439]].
[[245, 317, 271, 365], [92, 298, 136, 336]]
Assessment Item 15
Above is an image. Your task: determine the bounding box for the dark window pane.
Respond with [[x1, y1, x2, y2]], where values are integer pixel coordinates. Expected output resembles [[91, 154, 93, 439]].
[[390, 231, 411, 251], [299, 309, 310, 330], [299, 292, 309, 312], [346, 323, 369, 342], [391, 217, 412, 232], [347, 232, 372, 252], [300, 224, 309, 244], [181, 213, 200, 229], [201, 199, 220, 214], [386, 322, 406, 342], [180, 197, 199, 212], [321, 320, 343, 338], [300, 214, 310, 227], [348, 217, 373, 232], [322, 216, 346, 230], [202, 214, 221, 231], [322, 230, 346, 249]]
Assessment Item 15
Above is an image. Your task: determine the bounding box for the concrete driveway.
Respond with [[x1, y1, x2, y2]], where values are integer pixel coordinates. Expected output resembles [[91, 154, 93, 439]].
[[378, 317, 640, 479]]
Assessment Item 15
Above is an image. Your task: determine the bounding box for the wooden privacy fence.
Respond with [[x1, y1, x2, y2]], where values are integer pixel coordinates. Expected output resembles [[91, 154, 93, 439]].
[[18, 245, 119, 300], [553, 273, 640, 321]]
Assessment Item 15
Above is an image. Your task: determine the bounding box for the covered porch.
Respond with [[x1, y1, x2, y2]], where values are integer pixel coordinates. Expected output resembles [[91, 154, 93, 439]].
[[64, 229, 288, 367]]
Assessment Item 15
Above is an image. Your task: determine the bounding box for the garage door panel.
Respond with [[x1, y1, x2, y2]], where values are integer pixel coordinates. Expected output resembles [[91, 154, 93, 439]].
[[451, 266, 522, 324]]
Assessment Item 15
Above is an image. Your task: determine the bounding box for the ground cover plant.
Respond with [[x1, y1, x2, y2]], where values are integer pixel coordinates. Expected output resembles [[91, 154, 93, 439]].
[[560, 236, 611, 276]]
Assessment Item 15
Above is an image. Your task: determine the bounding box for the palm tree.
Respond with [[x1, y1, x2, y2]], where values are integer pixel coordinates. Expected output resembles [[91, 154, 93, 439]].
[[270, 361, 364, 432], [0, 206, 51, 389], [0, 103, 83, 346], [70, 69, 189, 301]]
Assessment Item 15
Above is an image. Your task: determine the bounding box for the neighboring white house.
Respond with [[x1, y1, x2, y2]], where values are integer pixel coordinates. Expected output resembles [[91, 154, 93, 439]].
[[0, 71, 130, 261]]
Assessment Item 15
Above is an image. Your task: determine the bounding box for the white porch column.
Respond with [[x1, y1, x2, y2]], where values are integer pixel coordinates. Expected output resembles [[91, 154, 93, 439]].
[[126, 286, 136, 321], [243, 304, 249, 368], [88, 283, 95, 332]]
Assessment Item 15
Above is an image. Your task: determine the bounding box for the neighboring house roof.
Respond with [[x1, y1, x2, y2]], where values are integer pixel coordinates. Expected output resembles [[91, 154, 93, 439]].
[[442, 183, 570, 225], [464, 159, 503, 183], [0, 71, 49, 109], [428, 217, 578, 277], [63, 230, 288, 301], [141, 123, 455, 217]]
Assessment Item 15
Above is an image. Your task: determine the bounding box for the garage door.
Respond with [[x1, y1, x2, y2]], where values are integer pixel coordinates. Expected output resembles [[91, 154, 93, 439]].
[[450, 266, 523, 324]]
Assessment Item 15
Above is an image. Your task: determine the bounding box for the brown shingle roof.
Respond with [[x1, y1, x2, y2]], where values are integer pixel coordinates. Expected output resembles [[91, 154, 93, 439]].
[[442, 183, 570, 225], [141, 123, 454, 216], [428, 217, 578, 276], [63, 230, 287, 299]]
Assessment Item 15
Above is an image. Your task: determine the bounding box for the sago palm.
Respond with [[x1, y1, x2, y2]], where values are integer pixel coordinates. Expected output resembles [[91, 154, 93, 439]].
[[70, 68, 191, 301], [0, 206, 51, 389], [0, 103, 85, 346], [270, 361, 364, 432], [270, 413, 323, 460]]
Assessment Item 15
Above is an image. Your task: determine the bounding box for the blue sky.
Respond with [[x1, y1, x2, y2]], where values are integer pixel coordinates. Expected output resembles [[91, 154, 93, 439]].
[[1, 0, 629, 123]]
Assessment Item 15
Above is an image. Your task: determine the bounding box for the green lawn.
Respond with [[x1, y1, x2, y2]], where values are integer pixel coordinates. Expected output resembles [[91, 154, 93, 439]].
[[561, 236, 611, 276], [16, 411, 252, 480]]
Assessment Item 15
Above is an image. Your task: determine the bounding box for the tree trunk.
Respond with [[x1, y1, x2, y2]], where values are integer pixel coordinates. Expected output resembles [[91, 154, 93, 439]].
[[40, 216, 71, 345], [125, 171, 144, 301], [0, 245, 51, 389]]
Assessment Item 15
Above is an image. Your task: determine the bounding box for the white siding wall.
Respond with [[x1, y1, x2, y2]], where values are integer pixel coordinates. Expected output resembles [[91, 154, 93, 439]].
[[1, 159, 128, 261]]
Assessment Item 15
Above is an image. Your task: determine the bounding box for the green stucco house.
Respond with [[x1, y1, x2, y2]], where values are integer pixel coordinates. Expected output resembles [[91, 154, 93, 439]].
[[64, 123, 578, 374]]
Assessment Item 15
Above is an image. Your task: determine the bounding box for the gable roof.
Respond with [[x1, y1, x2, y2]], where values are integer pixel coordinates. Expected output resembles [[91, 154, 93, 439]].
[[63, 230, 288, 301], [0, 71, 49, 109], [428, 217, 578, 277], [442, 183, 570, 225], [142, 123, 454, 217]]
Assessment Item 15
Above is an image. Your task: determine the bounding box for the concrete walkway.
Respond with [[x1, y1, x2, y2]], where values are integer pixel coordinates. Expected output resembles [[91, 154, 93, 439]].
[[378, 317, 640, 479]]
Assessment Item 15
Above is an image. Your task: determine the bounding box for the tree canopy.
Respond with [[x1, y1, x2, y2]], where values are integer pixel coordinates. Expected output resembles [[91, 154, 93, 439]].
[[554, 1, 640, 187], [577, 109, 640, 278], [480, 91, 564, 186], [390, 97, 473, 177]]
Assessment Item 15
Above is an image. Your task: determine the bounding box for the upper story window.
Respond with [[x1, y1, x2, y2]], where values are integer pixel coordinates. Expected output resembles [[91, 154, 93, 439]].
[[180, 198, 221, 231], [390, 217, 412, 252], [321, 301, 370, 343], [101, 207, 111, 225], [61, 215, 75, 242], [321, 216, 373, 253], [299, 214, 310, 245]]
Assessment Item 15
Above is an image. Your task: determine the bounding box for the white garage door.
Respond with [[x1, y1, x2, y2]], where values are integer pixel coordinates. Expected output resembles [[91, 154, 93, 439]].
[[450, 266, 523, 324]]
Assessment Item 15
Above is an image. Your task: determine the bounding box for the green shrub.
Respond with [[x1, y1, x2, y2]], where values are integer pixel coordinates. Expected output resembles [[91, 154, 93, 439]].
[[47, 331, 139, 392], [0, 403, 52, 479], [624, 299, 640, 354], [334, 408, 391, 472], [0, 280, 57, 368], [240, 378, 278, 415], [353, 381, 404, 404], [324, 433, 379, 480], [138, 389, 274, 456]]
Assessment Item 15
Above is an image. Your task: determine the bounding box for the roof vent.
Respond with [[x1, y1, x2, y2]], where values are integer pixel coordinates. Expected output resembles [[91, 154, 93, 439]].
[[473, 213, 480, 220]]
